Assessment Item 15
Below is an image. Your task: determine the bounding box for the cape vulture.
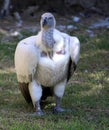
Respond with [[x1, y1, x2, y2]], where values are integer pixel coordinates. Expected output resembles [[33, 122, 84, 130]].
[[14, 12, 80, 116]]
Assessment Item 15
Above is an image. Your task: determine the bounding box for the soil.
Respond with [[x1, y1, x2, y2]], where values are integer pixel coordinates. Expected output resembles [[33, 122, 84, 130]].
[[0, 11, 107, 40]]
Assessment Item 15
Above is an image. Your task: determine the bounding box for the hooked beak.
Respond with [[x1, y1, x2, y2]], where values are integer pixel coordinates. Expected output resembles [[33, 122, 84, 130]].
[[42, 18, 47, 27]]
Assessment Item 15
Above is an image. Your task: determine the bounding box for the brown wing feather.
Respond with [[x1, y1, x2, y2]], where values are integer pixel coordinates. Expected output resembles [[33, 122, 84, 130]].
[[19, 83, 53, 102], [67, 58, 77, 81], [19, 83, 32, 103]]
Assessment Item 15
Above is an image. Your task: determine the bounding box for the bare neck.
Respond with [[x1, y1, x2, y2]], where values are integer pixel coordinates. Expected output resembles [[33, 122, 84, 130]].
[[42, 28, 55, 49]]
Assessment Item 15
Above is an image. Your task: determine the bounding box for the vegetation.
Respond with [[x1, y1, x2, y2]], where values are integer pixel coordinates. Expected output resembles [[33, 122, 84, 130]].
[[0, 28, 109, 130]]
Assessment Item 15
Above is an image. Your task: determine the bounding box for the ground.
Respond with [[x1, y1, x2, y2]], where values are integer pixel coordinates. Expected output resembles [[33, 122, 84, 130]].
[[0, 12, 109, 130]]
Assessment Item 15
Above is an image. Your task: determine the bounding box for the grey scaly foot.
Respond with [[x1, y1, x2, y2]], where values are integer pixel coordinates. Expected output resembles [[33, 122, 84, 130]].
[[53, 106, 65, 113], [53, 96, 65, 113], [36, 110, 44, 116]]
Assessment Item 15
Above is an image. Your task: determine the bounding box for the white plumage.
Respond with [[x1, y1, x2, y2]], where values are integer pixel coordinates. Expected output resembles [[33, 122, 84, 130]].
[[14, 12, 80, 116]]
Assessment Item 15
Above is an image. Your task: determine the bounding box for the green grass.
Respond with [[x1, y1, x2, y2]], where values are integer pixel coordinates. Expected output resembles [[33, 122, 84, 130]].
[[0, 29, 109, 130]]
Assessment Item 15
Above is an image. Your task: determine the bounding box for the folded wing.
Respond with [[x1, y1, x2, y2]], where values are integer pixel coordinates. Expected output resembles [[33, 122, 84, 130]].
[[68, 36, 80, 80], [69, 36, 80, 66], [14, 36, 39, 103], [61, 33, 80, 81]]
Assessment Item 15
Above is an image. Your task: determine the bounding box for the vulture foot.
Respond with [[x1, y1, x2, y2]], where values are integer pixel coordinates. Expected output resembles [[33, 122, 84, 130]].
[[36, 110, 44, 116], [53, 106, 65, 113], [53, 96, 65, 113]]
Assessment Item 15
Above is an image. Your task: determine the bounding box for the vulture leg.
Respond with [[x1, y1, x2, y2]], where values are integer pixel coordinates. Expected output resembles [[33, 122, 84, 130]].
[[53, 96, 65, 112], [35, 100, 44, 116], [53, 79, 66, 113], [28, 80, 44, 116]]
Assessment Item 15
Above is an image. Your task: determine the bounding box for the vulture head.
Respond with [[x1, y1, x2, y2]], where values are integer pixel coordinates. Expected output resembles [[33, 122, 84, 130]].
[[40, 12, 56, 30], [40, 13, 56, 58]]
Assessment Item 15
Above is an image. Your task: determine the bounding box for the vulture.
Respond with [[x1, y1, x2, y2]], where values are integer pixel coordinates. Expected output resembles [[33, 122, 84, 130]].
[[14, 12, 80, 116]]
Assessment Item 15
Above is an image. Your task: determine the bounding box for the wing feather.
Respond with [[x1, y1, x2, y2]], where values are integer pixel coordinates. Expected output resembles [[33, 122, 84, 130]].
[[15, 36, 40, 103], [15, 36, 39, 83], [61, 33, 80, 80], [68, 36, 80, 80], [69, 36, 80, 65], [19, 83, 32, 103]]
